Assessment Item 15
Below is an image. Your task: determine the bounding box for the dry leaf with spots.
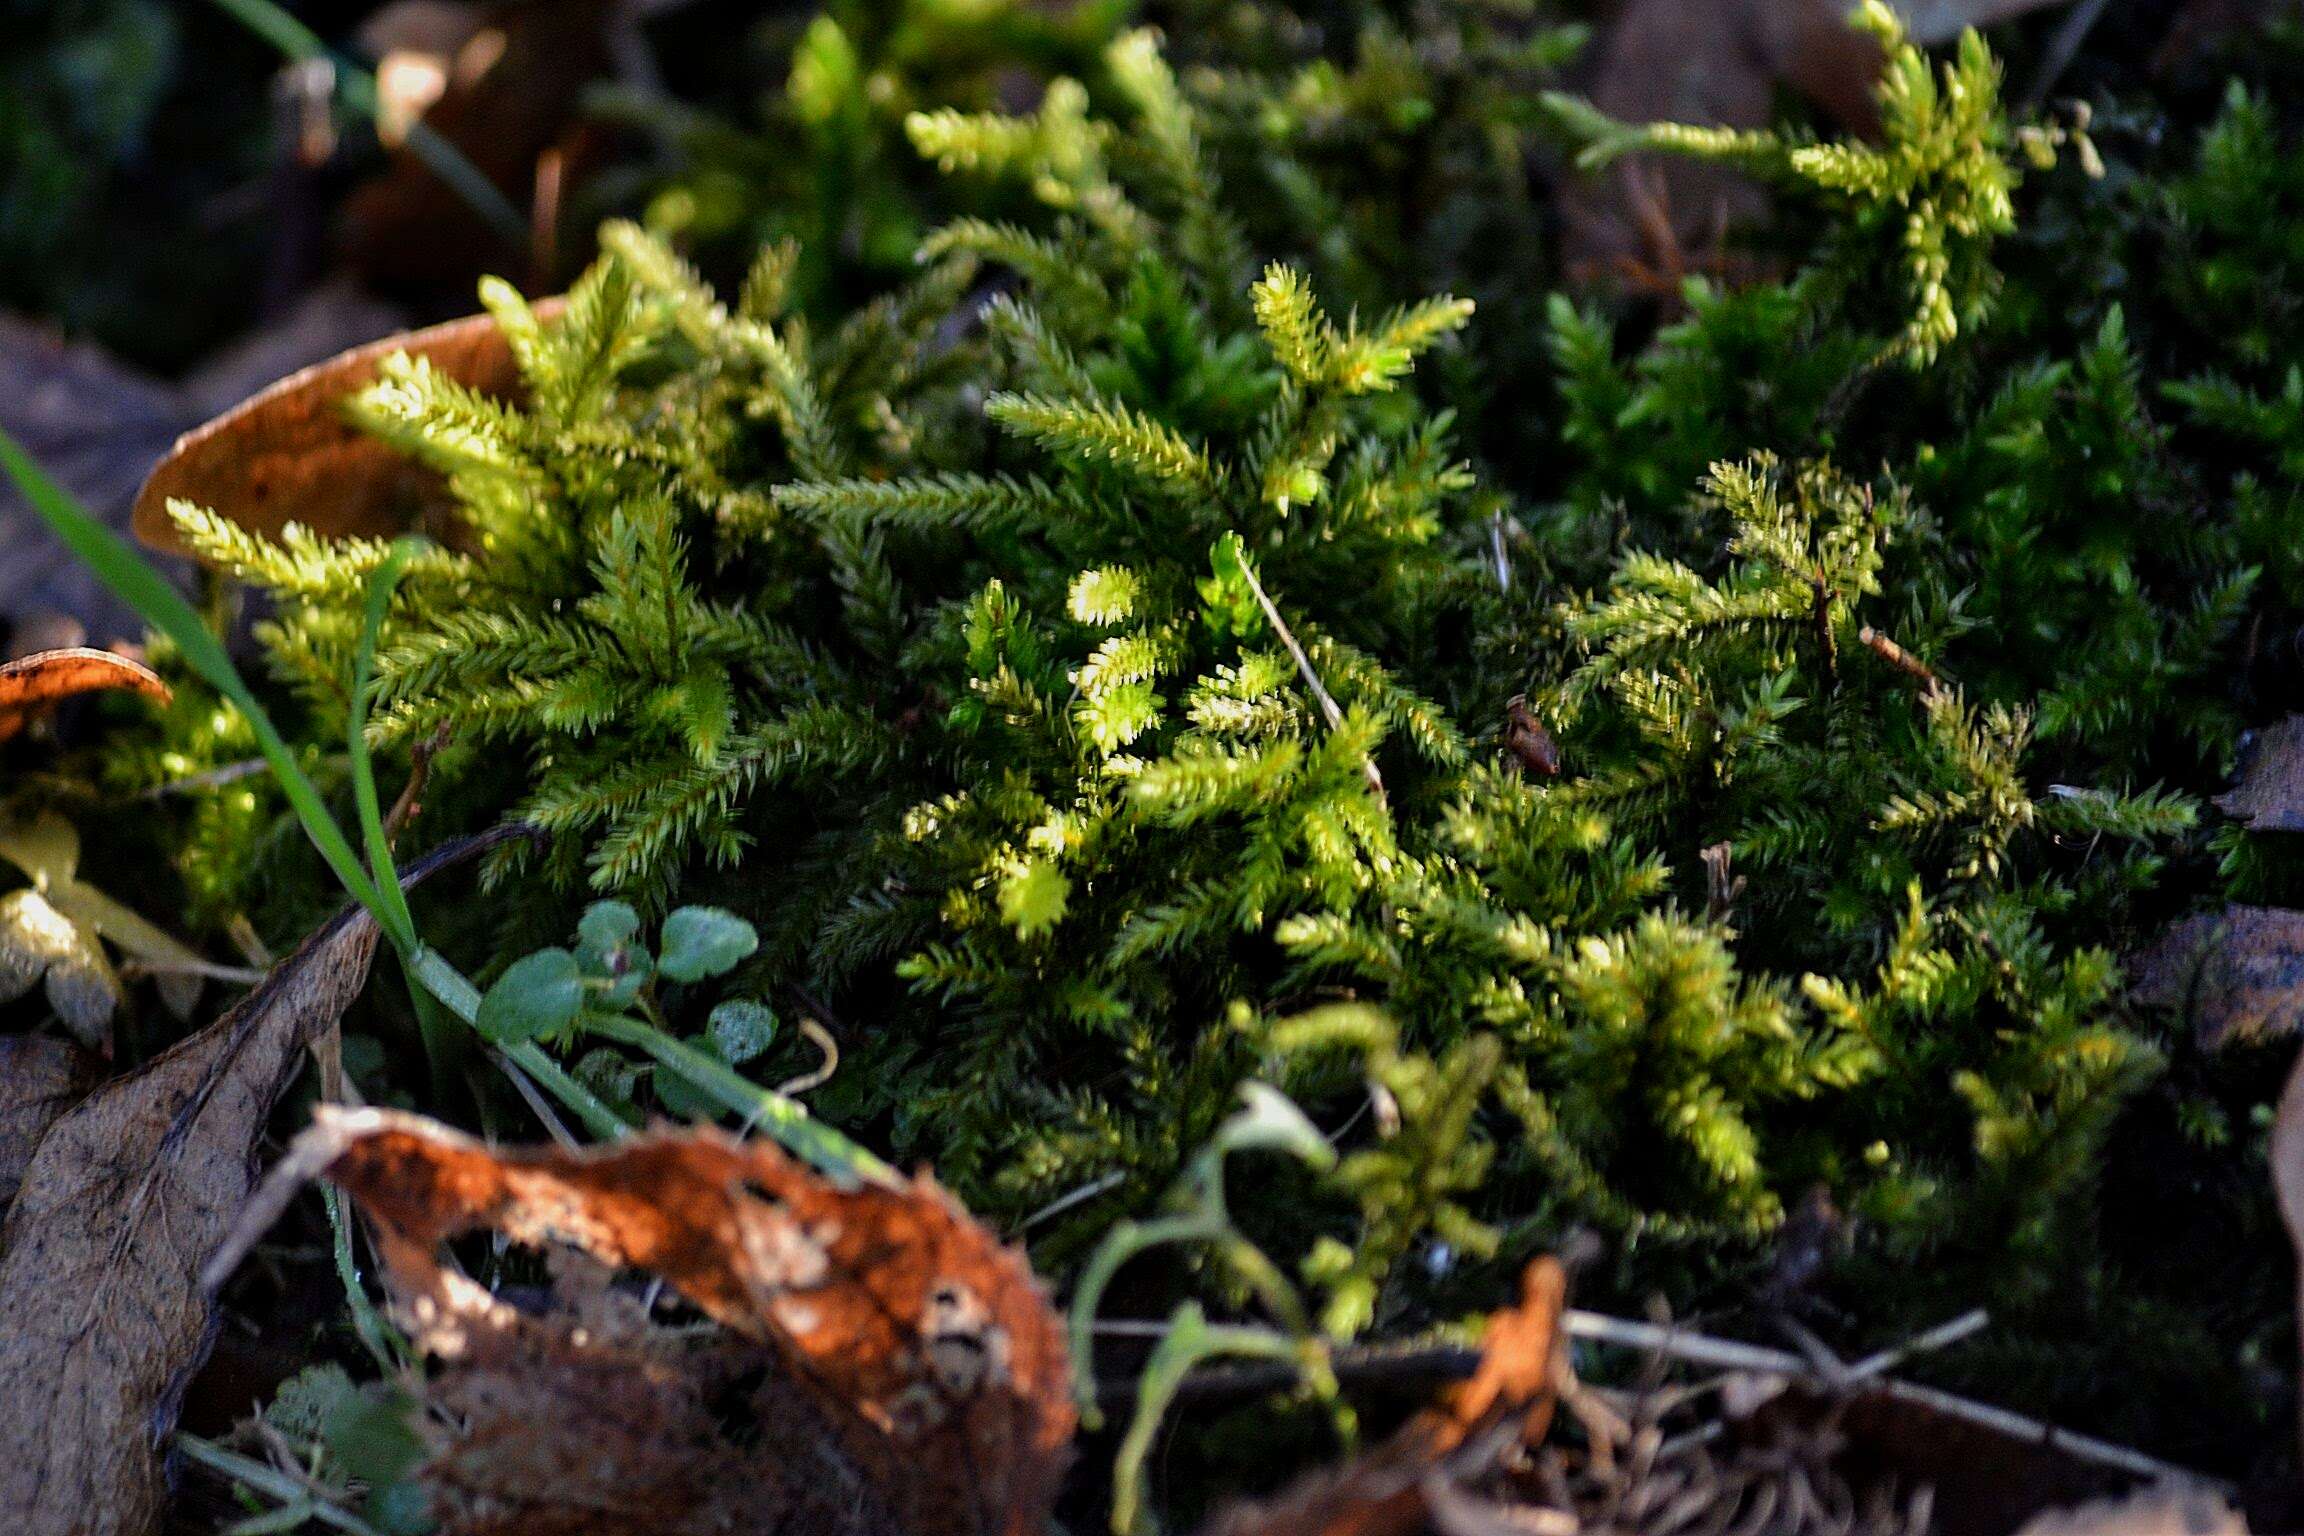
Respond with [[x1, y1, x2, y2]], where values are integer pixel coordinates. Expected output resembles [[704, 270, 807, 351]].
[[0, 901, 382, 1536], [2214, 715, 2304, 832], [0, 1034, 97, 1211], [213, 1105, 1076, 1536], [0, 646, 170, 745], [0, 810, 207, 1050], [132, 301, 560, 558], [1199, 1258, 1566, 1536], [2128, 904, 2304, 1049]]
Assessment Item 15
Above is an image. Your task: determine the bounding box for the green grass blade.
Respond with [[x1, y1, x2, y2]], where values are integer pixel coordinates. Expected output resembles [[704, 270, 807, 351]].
[[201, 0, 528, 250], [349, 542, 423, 955], [0, 424, 385, 921]]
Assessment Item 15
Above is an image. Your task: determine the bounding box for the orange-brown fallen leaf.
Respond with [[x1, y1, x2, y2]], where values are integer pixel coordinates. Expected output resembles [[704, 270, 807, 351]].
[[0, 646, 170, 744], [131, 302, 559, 558], [0, 903, 382, 1536], [215, 1106, 1076, 1536], [1199, 1258, 1566, 1536]]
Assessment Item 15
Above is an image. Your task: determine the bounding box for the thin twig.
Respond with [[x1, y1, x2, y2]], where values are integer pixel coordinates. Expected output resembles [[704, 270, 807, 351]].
[[1564, 1311, 2220, 1490], [1840, 1309, 1988, 1385], [1024, 1170, 1128, 1231], [1086, 1305, 2224, 1492], [119, 955, 272, 986], [383, 723, 452, 843], [1233, 554, 1385, 801], [135, 757, 276, 799]]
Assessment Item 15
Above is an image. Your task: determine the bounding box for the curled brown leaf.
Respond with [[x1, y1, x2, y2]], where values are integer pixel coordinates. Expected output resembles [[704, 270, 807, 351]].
[[131, 301, 560, 558], [216, 1106, 1076, 1536], [1200, 1258, 1566, 1536], [0, 646, 170, 744]]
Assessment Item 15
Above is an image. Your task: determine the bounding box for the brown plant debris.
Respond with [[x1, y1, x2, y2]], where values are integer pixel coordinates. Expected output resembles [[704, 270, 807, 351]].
[[1200, 1257, 1568, 1536], [132, 300, 562, 557], [1201, 1263, 2224, 1536], [1505, 695, 1563, 777], [0, 902, 382, 1536], [0, 645, 170, 744], [215, 1105, 1076, 1536]]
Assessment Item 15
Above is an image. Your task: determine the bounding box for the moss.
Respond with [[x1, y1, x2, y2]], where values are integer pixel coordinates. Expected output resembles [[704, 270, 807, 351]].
[[117, 9, 2304, 1476]]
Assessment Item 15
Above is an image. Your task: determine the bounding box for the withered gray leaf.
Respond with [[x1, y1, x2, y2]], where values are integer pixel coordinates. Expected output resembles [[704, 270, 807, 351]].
[[0, 1035, 98, 1211], [0, 905, 379, 1536]]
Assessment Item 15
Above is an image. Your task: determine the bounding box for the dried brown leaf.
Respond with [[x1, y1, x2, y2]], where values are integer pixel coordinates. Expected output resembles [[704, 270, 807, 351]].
[[1200, 1258, 1567, 1536], [0, 646, 170, 744], [2128, 905, 2304, 1049], [0, 1035, 98, 1211], [223, 1106, 1076, 1536], [399, 1243, 901, 1536], [0, 904, 380, 1536], [131, 302, 560, 558]]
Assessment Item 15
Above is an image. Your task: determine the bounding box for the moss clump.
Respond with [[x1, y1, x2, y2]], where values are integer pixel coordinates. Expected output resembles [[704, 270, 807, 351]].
[[118, 10, 2304, 1475]]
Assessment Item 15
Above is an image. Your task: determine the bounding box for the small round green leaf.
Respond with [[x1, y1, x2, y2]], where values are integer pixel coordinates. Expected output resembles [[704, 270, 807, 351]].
[[576, 901, 653, 1007], [578, 900, 642, 952], [475, 947, 584, 1043], [707, 999, 779, 1064], [658, 906, 758, 982]]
